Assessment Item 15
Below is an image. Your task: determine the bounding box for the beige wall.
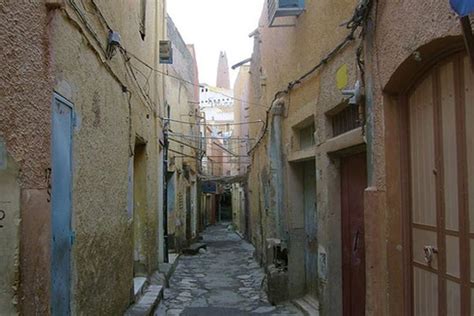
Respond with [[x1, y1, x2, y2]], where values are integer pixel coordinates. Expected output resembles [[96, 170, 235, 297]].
[[1, 0, 168, 314], [51, 1, 166, 313], [247, 0, 360, 312], [165, 15, 200, 250], [0, 151, 20, 315], [368, 2, 462, 315], [0, 1, 53, 314], [247, 0, 466, 314]]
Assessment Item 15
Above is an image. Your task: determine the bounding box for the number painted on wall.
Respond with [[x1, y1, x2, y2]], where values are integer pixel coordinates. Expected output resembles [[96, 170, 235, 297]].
[[0, 209, 5, 228]]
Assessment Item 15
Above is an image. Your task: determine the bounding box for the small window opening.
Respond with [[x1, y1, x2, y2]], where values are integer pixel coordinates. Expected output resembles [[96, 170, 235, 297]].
[[299, 123, 315, 150], [330, 104, 362, 137]]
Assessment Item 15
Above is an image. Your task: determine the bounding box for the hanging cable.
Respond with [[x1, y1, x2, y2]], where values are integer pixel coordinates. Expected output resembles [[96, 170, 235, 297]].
[[120, 48, 269, 109], [168, 138, 204, 153], [248, 0, 373, 155], [169, 132, 254, 141], [162, 117, 264, 126], [168, 148, 198, 159]]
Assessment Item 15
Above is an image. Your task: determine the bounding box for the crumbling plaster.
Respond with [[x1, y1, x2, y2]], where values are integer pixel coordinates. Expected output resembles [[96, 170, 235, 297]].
[[0, 2, 54, 314], [49, 0, 165, 313]]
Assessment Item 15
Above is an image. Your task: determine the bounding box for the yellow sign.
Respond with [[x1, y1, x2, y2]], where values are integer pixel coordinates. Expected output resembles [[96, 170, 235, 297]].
[[336, 64, 348, 90]]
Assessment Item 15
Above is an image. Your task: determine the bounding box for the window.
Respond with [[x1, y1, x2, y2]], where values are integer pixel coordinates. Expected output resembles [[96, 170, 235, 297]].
[[330, 105, 361, 137], [139, 0, 146, 40], [299, 123, 315, 150]]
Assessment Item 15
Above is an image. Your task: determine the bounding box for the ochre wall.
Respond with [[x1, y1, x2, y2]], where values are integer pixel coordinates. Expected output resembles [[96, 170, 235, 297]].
[[247, 0, 361, 313], [166, 15, 200, 250], [49, 0, 166, 313], [0, 1, 53, 314]]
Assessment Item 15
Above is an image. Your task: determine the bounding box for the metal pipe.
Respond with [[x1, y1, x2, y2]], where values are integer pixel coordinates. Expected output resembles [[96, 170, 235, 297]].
[[269, 101, 285, 239], [364, 13, 375, 186], [162, 103, 170, 263]]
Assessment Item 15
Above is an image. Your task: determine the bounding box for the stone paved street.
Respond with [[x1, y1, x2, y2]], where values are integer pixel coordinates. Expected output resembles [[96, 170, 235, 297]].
[[156, 223, 303, 316]]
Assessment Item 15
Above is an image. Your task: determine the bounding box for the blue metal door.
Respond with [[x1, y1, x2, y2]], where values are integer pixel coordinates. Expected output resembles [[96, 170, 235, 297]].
[[51, 94, 73, 316]]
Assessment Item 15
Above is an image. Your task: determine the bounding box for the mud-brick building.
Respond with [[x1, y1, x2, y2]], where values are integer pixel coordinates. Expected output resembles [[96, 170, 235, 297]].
[[0, 0, 169, 314], [247, 0, 366, 313], [231, 65, 252, 237], [246, 0, 474, 315], [165, 15, 201, 253]]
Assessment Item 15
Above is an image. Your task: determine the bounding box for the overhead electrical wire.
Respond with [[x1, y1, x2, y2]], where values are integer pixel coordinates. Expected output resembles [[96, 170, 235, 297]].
[[67, 0, 160, 117], [168, 132, 254, 141], [162, 117, 264, 127], [168, 135, 252, 150], [247, 0, 373, 155], [122, 49, 269, 109], [168, 138, 204, 152]]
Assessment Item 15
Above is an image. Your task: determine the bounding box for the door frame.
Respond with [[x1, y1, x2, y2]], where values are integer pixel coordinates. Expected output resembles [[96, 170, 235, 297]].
[[397, 48, 469, 315], [51, 92, 75, 316], [302, 159, 317, 297]]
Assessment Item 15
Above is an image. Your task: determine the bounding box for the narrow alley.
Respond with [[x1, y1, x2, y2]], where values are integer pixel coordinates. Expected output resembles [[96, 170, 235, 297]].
[[157, 223, 302, 316], [2, 0, 474, 315]]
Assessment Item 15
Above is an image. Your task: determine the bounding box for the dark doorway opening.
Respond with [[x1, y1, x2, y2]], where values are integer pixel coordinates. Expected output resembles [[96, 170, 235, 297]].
[[219, 191, 233, 222], [133, 141, 148, 277]]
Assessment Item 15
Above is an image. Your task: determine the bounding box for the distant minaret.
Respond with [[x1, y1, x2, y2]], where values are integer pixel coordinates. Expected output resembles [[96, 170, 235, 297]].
[[216, 51, 230, 89]]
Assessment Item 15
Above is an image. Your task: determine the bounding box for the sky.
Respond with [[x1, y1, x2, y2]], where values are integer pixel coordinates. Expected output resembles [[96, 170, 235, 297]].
[[167, 0, 265, 87]]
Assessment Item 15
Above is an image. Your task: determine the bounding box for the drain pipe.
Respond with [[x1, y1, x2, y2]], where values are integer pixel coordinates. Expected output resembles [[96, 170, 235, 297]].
[[163, 104, 170, 263], [269, 98, 285, 239], [363, 6, 375, 187]]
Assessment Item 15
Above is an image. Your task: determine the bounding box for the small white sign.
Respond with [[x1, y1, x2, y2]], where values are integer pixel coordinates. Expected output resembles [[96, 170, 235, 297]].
[[159, 40, 173, 64]]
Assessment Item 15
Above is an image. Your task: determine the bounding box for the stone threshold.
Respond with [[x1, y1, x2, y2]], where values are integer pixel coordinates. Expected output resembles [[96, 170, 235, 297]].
[[125, 284, 163, 316], [292, 295, 320, 316]]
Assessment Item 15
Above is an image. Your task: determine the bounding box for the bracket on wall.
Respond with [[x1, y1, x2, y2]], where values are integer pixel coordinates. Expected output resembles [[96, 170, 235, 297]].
[[461, 15, 474, 68]]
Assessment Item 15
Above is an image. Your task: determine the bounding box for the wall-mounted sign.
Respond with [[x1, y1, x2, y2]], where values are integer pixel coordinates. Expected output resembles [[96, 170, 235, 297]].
[[159, 40, 173, 64], [202, 181, 217, 194]]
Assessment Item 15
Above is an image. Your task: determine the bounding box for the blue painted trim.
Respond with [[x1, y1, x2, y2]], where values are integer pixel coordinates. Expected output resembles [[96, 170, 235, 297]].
[[450, 0, 474, 16], [51, 92, 75, 316]]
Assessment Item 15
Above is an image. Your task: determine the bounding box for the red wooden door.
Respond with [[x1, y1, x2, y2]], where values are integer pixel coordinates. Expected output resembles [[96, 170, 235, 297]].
[[341, 152, 367, 316]]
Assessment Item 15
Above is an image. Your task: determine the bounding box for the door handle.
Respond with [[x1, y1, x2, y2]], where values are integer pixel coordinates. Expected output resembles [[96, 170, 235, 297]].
[[353, 230, 360, 252], [423, 245, 438, 265], [70, 231, 76, 246]]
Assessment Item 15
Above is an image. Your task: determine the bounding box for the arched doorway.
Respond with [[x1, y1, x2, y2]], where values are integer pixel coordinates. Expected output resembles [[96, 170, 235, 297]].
[[402, 52, 473, 314]]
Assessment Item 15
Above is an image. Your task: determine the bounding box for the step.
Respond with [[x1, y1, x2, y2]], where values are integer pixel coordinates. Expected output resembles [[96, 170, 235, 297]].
[[158, 253, 181, 286], [292, 295, 320, 316], [182, 242, 207, 255], [133, 277, 148, 302], [125, 285, 163, 316]]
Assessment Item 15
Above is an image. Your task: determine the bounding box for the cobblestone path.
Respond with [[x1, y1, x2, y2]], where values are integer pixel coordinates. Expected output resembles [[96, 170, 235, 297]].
[[156, 223, 302, 316]]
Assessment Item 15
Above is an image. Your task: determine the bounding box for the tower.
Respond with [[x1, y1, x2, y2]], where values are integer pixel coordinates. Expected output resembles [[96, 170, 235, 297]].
[[216, 51, 230, 89]]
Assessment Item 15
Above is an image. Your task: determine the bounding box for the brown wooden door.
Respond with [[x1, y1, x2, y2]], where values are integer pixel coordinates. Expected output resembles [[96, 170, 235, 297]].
[[407, 53, 473, 315], [341, 152, 367, 316]]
